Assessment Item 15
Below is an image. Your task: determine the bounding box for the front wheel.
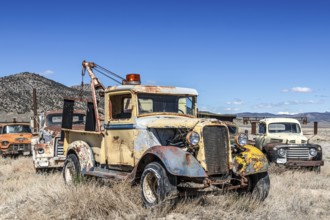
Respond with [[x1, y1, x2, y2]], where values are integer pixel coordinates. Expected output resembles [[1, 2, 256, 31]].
[[141, 162, 177, 207], [63, 154, 81, 184], [247, 172, 270, 201]]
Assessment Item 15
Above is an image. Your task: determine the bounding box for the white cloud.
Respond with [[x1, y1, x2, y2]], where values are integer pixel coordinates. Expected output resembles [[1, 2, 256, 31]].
[[291, 87, 312, 93], [41, 70, 54, 76], [277, 111, 297, 115], [224, 107, 240, 111], [226, 99, 243, 105], [281, 87, 312, 93]]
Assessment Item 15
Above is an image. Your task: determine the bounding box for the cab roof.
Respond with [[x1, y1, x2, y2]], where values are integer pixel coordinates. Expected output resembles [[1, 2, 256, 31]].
[[260, 118, 300, 124], [105, 85, 198, 96]]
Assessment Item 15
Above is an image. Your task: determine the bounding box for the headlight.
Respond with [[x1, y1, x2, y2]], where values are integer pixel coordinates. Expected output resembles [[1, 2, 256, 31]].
[[277, 148, 286, 157], [235, 133, 248, 147], [2, 141, 9, 146], [187, 131, 200, 146], [301, 140, 307, 144], [38, 148, 45, 154], [309, 148, 317, 157]]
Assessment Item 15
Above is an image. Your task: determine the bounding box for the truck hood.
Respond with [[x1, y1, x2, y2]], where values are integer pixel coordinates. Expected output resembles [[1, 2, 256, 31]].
[[267, 133, 308, 144], [136, 116, 214, 129]]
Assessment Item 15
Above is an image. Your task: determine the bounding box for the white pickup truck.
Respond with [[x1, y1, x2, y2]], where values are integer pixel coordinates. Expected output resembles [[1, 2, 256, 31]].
[[255, 118, 324, 171]]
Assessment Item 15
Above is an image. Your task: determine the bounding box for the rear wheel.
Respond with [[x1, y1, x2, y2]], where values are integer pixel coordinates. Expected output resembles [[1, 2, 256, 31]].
[[63, 154, 81, 184], [247, 172, 270, 201], [141, 162, 177, 207]]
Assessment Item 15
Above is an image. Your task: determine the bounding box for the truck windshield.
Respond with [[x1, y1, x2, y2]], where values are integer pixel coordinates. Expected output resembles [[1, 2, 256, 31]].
[[268, 123, 301, 133], [46, 114, 85, 126], [3, 125, 32, 134], [137, 94, 195, 116]]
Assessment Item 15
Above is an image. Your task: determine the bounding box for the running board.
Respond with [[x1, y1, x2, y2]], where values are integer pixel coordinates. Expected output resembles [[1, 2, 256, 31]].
[[84, 167, 130, 180]]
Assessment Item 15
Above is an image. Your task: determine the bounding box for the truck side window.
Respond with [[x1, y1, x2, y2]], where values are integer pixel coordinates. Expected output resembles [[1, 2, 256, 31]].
[[259, 123, 266, 134], [111, 94, 132, 119]]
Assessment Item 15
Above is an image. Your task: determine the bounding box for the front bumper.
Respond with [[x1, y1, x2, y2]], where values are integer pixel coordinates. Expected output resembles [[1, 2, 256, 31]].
[[34, 156, 65, 168], [264, 143, 324, 167], [1, 144, 31, 156], [285, 160, 324, 167]]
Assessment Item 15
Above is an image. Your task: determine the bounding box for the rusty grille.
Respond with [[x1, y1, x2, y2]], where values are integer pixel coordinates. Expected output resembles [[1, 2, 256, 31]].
[[10, 144, 31, 151], [203, 126, 229, 175], [287, 148, 309, 160]]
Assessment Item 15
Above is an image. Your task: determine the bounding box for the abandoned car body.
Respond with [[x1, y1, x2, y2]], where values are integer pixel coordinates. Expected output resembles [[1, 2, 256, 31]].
[[255, 118, 324, 170], [32, 110, 85, 171], [62, 61, 270, 207], [0, 123, 32, 157]]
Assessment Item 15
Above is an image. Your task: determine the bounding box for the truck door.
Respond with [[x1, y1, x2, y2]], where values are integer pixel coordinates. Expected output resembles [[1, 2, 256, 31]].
[[104, 92, 135, 168]]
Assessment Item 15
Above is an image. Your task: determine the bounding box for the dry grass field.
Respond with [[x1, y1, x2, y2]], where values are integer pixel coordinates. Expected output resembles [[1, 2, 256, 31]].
[[0, 127, 329, 220]]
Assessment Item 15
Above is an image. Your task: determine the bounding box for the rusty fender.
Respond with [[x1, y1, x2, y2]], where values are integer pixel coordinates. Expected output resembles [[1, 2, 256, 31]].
[[233, 144, 269, 176], [133, 146, 207, 180], [67, 140, 95, 174]]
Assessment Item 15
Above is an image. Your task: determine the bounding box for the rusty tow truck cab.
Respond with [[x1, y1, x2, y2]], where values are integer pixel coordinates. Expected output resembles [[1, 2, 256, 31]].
[[32, 110, 86, 171], [255, 118, 324, 171], [62, 61, 270, 207], [0, 123, 32, 157]]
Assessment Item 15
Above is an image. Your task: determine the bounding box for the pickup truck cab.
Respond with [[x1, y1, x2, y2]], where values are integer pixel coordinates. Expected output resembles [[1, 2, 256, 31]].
[[32, 110, 85, 171], [255, 118, 324, 170], [0, 123, 32, 157]]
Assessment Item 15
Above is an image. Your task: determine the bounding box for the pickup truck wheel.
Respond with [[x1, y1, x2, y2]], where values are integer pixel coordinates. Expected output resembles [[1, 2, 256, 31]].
[[141, 162, 177, 207], [63, 154, 81, 184], [311, 166, 321, 174], [247, 172, 270, 201]]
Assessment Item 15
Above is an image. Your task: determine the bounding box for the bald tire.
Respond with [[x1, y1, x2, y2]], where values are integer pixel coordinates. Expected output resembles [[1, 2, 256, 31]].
[[63, 154, 81, 184], [248, 172, 270, 201], [141, 162, 177, 208]]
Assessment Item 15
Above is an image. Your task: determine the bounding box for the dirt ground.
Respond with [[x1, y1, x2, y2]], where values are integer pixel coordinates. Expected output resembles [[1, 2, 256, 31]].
[[0, 128, 329, 220]]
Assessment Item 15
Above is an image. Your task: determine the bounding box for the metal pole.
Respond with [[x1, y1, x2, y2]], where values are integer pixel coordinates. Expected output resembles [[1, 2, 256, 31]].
[[251, 122, 256, 135], [33, 88, 38, 132], [314, 122, 318, 135]]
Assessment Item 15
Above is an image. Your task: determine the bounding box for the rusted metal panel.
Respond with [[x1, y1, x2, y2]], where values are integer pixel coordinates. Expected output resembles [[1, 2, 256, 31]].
[[63, 129, 105, 164], [232, 144, 269, 176], [67, 140, 95, 174], [136, 146, 207, 178]]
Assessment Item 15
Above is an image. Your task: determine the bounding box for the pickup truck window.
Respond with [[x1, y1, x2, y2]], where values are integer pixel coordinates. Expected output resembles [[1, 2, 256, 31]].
[[46, 114, 85, 125], [259, 123, 266, 134], [138, 94, 195, 115], [268, 123, 301, 133], [111, 94, 132, 119], [3, 125, 32, 134]]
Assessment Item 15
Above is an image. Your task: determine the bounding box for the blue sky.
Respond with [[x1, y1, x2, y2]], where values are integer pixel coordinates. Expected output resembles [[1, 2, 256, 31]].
[[1, 0, 329, 114]]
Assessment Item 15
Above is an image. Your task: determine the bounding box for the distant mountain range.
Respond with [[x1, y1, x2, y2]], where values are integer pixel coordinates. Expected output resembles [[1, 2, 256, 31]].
[[0, 72, 329, 123], [237, 112, 330, 123], [0, 72, 91, 121]]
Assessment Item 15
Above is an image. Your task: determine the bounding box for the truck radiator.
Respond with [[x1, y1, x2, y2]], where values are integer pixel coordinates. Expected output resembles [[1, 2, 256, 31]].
[[203, 126, 229, 175], [55, 138, 64, 156], [287, 148, 309, 160], [10, 144, 31, 151]]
